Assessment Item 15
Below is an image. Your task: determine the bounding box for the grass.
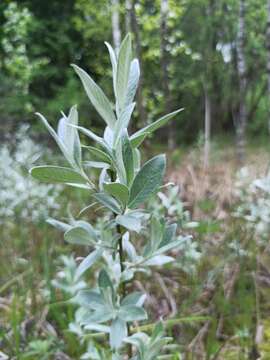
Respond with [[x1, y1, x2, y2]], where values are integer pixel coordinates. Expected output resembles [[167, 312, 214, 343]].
[[1, 141, 270, 358]]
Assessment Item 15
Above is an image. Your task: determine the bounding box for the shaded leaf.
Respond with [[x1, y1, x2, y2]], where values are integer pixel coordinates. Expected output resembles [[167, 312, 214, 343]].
[[72, 64, 116, 128], [128, 155, 166, 209]]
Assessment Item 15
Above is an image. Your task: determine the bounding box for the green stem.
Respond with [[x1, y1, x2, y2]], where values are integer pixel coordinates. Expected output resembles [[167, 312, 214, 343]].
[[110, 169, 132, 357]]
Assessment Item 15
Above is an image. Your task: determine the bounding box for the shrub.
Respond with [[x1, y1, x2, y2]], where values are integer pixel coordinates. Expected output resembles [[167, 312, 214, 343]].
[[30, 34, 184, 358]]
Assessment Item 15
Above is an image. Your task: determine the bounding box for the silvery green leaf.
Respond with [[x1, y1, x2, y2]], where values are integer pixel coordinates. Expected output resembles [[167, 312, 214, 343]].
[[58, 105, 81, 168], [46, 218, 72, 232], [85, 146, 112, 164], [122, 130, 134, 185], [30, 165, 87, 185], [73, 289, 104, 309], [121, 291, 146, 307], [116, 34, 132, 112], [75, 248, 103, 280], [130, 132, 149, 148], [104, 126, 114, 147], [35, 112, 77, 168], [72, 64, 116, 128], [110, 317, 127, 349], [74, 124, 107, 148], [130, 108, 184, 143], [114, 137, 127, 184], [83, 307, 114, 323], [99, 167, 110, 191], [125, 58, 140, 106], [105, 41, 117, 95], [160, 223, 177, 247], [116, 214, 142, 233], [144, 255, 174, 266], [148, 216, 164, 254], [155, 237, 190, 255], [84, 161, 110, 169], [84, 323, 110, 333], [118, 305, 147, 322], [133, 148, 141, 173], [113, 103, 135, 146], [104, 182, 129, 207], [128, 155, 166, 209], [64, 222, 97, 246], [98, 269, 113, 291], [123, 232, 138, 261], [92, 192, 122, 214]]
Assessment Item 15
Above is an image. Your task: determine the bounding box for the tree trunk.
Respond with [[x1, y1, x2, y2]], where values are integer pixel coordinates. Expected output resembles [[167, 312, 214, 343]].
[[160, 0, 174, 149], [125, 0, 146, 128], [111, 0, 121, 50], [204, 84, 211, 169], [125, 0, 132, 33], [236, 0, 247, 163], [267, 0, 270, 133]]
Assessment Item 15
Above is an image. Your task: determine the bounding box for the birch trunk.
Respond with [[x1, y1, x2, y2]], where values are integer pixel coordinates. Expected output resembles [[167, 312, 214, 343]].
[[204, 85, 211, 169], [267, 0, 270, 132], [111, 0, 121, 50], [236, 0, 247, 163]]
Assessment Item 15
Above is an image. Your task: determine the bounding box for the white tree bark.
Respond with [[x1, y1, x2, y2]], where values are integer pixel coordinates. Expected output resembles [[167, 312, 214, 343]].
[[236, 0, 247, 163], [111, 0, 121, 50], [204, 84, 211, 169], [267, 0, 270, 132]]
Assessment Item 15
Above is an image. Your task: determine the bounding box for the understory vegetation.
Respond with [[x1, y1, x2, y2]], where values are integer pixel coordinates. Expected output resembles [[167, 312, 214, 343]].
[[1, 36, 270, 358]]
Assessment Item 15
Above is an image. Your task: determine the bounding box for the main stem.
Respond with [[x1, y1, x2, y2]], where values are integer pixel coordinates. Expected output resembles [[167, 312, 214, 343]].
[[110, 171, 132, 357]]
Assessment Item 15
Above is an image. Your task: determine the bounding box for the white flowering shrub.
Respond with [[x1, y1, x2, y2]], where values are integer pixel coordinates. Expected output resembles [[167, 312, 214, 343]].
[[0, 125, 61, 224], [234, 167, 270, 244]]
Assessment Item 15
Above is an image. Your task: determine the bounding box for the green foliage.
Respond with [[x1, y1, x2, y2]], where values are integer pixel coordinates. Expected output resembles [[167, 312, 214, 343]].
[[30, 34, 183, 358]]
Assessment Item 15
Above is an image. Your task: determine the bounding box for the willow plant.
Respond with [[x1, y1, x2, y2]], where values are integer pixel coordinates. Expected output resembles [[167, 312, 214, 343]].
[[30, 34, 184, 359]]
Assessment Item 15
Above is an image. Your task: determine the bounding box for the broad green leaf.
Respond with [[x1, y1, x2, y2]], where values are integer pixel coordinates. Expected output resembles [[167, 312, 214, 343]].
[[72, 64, 116, 128], [116, 214, 142, 233], [122, 130, 134, 185], [118, 305, 147, 322], [116, 34, 132, 112], [64, 222, 97, 246], [103, 182, 129, 207], [36, 112, 77, 169], [110, 317, 127, 350], [128, 155, 166, 209], [92, 192, 122, 214], [75, 248, 103, 280], [125, 58, 140, 107], [130, 109, 184, 143], [30, 166, 86, 184]]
